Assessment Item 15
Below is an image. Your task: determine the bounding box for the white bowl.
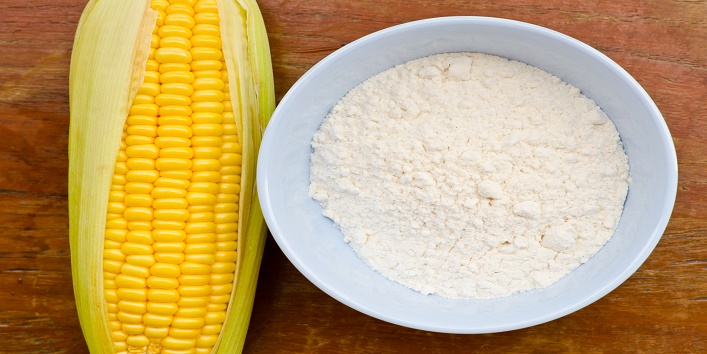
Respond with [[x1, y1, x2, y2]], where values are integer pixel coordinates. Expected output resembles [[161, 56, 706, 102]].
[[256, 17, 678, 333]]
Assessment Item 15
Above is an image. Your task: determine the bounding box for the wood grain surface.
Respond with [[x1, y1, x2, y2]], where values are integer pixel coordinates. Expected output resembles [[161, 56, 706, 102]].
[[0, 0, 705, 353]]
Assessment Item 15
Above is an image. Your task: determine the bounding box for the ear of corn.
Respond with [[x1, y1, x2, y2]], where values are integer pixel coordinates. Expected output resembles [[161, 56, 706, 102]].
[[68, 0, 274, 353]]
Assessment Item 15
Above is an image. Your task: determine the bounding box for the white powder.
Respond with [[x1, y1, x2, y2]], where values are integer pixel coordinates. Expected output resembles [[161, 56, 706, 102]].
[[309, 53, 629, 299]]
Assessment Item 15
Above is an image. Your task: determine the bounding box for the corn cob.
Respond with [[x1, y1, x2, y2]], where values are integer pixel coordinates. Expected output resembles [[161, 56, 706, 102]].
[[68, 0, 274, 353]]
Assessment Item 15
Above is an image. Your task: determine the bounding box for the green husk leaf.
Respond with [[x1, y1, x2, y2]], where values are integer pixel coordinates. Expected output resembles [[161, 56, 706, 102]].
[[215, 0, 275, 353], [68, 1, 154, 353]]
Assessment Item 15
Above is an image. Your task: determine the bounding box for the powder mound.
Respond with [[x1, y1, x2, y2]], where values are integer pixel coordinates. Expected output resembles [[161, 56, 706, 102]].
[[309, 52, 629, 300]]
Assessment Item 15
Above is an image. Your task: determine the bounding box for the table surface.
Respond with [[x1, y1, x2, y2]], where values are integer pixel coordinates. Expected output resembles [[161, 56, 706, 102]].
[[1, 0, 705, 353]]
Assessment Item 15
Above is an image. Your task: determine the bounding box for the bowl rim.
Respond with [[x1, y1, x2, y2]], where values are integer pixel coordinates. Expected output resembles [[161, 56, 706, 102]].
[[257, 16, 679, 333]]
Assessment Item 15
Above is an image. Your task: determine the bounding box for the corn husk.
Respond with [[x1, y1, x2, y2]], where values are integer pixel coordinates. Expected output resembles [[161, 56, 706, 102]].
[[68, 0, 274, 352]]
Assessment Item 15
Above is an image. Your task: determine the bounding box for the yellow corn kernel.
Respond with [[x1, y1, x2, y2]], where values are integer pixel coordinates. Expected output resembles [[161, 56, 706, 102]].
[[214, 212, 238, 224], [209, 283, 233, 297], [192, 23, 220, 37], [216, 241, 237, 251], [191, 158, 221, 172], [162, 336, 197, 349], [178, 274, 209, 286], [184, 232, 215, 243], [184, 243, 216, 254], [206, 303, 227, 312], [194, 12, 218, 25], [218, 181, 240, 194], [192, 147, 221, 159], [188, 205, 213, 213], [215, 251, 237, 263], [221, 134, 238, 142], [196, 334, 218, 348], [215, 193, 238, 204], [113, 342, 128, 352], [180, 262, 210, 275], [105, 229, 128, 243], [162, 82, 195, 96], [128, 221, 153, 231], [117, 311, 143, 324], [219, 174, 241, 184], [158, 25, 192, 39], [166, 13, 196, 29], [200, 324, 221, 335], [144, 327, 169, 338], [191, 112, 221, 124], [211, 262, 235, 274], [187, 211, 214, 223], [104, 249, 126, 262], [190, 102, 224, 114], [171, 317, 205, 330], [126, 334, 150, 347], [184, 222, 215, 234], [111, 175, 128, 186], [124, 194, 154, 208], [143, 313, 174, 327], [153, 197, 188, 210], [215, 234, 237, 246], [120, 263, 151, 278], [126, 144, 159, 159], [187, 182, 219, 194], [154, 209, 190, 221], [154, 177, 191, 190], [147, 301, 179, 315], [151, 263, 181, 277], [156, 93, 192, 106], [161, 169, 194, 180], [204, 312, 226, 325], [125, 182, 155, 194], [126, 230, 153, 244], [107, 219, 129, 230], [209, 272, 234, 284], [183, 254, 215, 264], [121, 242, 154, 256], [153, 242, 186, 253], [147, 275, 180, 289], [219, 151, 242, 165], [114, 162, 129, 176], [167, 2, 197, 15], [117, 300, 147, 314], [147, 289, 180, 303], [156, 137, 192, 149], [175, 307, 207, 318], [126, 170, 160, 183], [158, 126, 194, 140], [112, 330, 128, 342], [105, 289, 120, 304], [194, 0, 217, 13], [108, 191, 127, 203], [117, 288, 148, 302], [169, 328, 200, 340], [125, 254, 156, 268], [115, 274, 147, 289], [152, 220, 186, 230], [190, 34, 221, 48], [124, 207, 155, 221], [156, 157, 193, 171], [186, 192, 217, 206], [125, 135, 154, 146], [153, 229, 187, 242]]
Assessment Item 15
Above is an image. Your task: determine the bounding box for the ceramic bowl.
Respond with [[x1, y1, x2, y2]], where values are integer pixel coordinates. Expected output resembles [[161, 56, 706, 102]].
[[256, 17, 678, 333]]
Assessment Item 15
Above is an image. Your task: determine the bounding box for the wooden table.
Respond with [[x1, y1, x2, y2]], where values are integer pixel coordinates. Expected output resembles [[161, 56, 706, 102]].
[[1, 0, 705, 352]]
